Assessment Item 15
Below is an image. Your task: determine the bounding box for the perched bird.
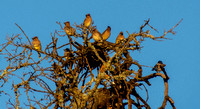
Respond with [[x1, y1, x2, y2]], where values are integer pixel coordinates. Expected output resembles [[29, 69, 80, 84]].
[[52, 62, 62, 76], [64, 21, 76, 36], [64, 48, 73, 60], [83, 13, 92, 28], [102, 26, 111, 41], [115, 32, 125, 44], [152, 61, 165, 72], [32, 36, 41, 59], [91, 28, 103, 42], [152, 60, 169, 79], [64, 48, 74, 69]]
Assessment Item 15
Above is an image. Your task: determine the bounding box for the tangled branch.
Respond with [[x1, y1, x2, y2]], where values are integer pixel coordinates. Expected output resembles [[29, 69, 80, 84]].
[[0, 15, 182, 109]]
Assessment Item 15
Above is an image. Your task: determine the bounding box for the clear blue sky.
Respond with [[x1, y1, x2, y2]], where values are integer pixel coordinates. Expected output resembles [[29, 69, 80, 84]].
[[0, 0, 199, 108]]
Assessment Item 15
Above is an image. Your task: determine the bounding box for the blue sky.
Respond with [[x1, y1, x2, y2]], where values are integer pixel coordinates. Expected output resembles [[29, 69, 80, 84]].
[[0, 0, 199, 108]]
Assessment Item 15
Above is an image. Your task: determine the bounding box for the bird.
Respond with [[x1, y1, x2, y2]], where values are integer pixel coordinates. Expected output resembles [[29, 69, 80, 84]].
[[64, 48, 73, 60], [52, 62, 62, 76], [83, 13, 92, 28], [64, 48, 74, 69], [152, 60, 169, 79], [115, 32, 125, 44], [32, 36, 41, 59], [91, 28, 103, 42], [64, 21, 76, 36], [102, 26, 111, 41], [152, 61, 165, 72]]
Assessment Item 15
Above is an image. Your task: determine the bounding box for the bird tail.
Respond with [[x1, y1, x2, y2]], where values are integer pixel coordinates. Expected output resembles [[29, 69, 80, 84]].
[[38, 52, 41, 59], [162, 69, 169, 79]]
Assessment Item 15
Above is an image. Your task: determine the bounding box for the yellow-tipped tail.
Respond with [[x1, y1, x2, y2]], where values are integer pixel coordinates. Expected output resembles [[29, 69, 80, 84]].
[[38, 52, 41, 59]]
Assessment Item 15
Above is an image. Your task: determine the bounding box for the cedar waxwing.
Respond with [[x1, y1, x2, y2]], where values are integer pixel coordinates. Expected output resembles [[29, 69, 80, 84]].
[[102, 26, 111, 41], [64, 21, 76, 36], [64, 48, 74, 70], [64, 48, 74, 60], [152, 61, 169, 79], [152, 61, 165, 72], [115, 32, 125, 44], [64, 48, 72, 60], [52, 62, 61, 75], [83, 14, 92, 28], [32, 36, 41, 59], [91, 28, 103, 42]]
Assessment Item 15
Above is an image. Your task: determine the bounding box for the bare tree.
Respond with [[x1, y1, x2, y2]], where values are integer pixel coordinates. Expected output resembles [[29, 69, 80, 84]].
[[0, 14, 182, 109]]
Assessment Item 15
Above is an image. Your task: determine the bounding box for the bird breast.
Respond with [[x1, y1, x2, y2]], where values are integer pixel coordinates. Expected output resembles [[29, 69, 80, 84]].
[[92, 33, 102, 42], [102, 31, 111, 40]]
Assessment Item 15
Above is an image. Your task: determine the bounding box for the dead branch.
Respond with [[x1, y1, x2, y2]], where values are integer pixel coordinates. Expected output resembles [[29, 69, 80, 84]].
[[0, 17, 181, 109]]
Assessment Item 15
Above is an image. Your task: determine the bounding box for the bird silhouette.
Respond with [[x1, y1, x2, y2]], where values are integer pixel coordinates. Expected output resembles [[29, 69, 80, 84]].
[[152, 60, 169, 79]]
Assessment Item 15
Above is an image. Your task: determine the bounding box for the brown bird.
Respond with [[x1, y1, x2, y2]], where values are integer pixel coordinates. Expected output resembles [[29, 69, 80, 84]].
[[83, 13, 92, 28], [91, 28, 103, 42], [102, 26, 111, 41], [115, 32, 125, 44], [64, 21, 76, 36], [32, 36, 41, 59]]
